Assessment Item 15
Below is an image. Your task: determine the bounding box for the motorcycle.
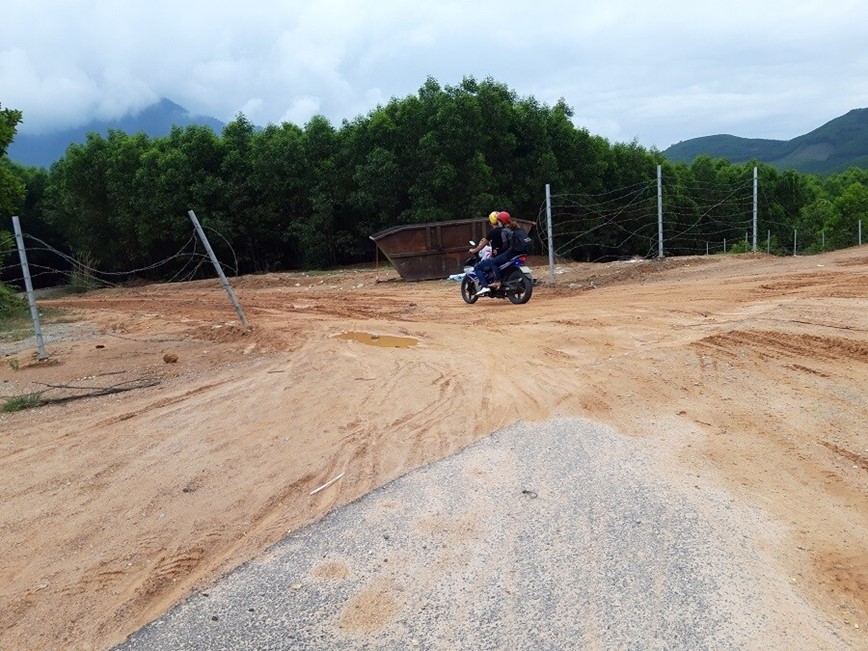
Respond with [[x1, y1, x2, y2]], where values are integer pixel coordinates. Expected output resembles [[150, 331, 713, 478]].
[[461, 242, 534, 305]]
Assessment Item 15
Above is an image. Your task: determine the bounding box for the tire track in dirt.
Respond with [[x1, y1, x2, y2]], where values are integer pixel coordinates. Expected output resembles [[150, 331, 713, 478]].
[[90, 381, 230, 428], [820, 440, 868, 472], [693, 329, 868, 364]]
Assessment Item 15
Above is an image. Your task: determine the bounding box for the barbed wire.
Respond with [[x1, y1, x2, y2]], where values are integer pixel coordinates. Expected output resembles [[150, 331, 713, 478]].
[[536, 182, 658, 260], [1, 224, 241, 293], [533, 174, 858, 261], [23, 232, 199, 277], [203, 225, 240, 277]]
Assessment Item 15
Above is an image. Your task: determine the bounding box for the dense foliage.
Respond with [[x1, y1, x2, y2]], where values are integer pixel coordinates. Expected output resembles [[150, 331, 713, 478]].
[[0, 104, 25, 218], [1, 104, 28, 315], [1, 78, 866, 286]]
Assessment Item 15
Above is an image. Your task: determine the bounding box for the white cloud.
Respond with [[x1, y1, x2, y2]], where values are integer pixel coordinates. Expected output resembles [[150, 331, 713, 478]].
[[1, 0, 867, 147], [278, 96, 321, 126]]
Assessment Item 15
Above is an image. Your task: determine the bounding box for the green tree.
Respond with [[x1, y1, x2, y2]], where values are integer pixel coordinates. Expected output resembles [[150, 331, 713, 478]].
[[248, 122, 310, 270], [219, 116, 261, 269], [134, 125, 227, 276], [3, 163, 66, 287], [0, 104, 26, 315], [1, 104, 25, 223], [299, 115, 340, 268], [829, 182, 868, 248], [43, 133, 114, 268], [799, 198, 838, 252]]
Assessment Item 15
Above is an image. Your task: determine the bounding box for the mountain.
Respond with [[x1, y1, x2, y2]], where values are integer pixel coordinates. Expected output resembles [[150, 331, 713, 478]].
[[7, 99, 226, 168], [663, 108, 868, 174]]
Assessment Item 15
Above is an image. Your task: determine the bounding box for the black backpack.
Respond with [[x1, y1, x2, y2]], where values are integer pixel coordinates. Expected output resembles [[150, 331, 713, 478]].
[[510, 227, 530, 254]]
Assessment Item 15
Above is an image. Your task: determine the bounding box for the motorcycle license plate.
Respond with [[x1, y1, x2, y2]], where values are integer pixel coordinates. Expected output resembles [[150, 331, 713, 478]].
[[519, 266, 532, 275]]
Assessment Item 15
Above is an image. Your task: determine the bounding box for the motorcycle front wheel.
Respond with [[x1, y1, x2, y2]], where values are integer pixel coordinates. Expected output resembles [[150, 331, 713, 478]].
[[460, 276, 479, 304], [505, 270, 533, 304]]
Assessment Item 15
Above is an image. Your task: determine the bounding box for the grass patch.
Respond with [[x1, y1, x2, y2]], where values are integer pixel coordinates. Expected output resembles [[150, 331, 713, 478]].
[[1, 393, 47, 412], [0, 320, 35, 343], [0, 282, 28, 319], [0, 295, 33, 341]]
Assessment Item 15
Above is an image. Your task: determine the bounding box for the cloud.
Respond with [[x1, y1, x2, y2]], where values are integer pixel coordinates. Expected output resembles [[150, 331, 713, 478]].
[[278, 96, 321, 126], [1, 0, 867, 148]]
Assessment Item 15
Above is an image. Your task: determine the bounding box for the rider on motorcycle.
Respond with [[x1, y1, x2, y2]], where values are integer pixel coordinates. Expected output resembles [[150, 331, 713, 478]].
[[474, 211, 516, 296]]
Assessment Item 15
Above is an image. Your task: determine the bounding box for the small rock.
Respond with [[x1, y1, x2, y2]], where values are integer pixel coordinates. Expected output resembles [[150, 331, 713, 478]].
[[163, 353, 178, 363]]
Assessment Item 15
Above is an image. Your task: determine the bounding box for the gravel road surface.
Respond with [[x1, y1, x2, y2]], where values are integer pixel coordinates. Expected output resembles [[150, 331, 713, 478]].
[[113, 419, 848, 650]]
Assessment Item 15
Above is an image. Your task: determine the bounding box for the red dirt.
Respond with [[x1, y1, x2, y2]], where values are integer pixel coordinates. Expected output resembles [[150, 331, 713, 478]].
[[1, 247, 866, 649]]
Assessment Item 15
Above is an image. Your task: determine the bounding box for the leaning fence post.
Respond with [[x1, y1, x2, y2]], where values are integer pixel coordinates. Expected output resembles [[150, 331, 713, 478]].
[[11, 216, 48, 360], [187, 210, 248, 326]]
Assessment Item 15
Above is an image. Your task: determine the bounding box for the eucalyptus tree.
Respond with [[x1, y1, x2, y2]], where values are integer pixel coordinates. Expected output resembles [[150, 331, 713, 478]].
[[1, 104, 25, 224], [248, 121, 310, 270], [129, 125, 227, 276], [829, 180, 868, 248], [219, 116, 264, 270], [299, 114, 341, 268], [0, 103, 23, 309], [343, 112, 403, 238], [44, 133, 118, 268]]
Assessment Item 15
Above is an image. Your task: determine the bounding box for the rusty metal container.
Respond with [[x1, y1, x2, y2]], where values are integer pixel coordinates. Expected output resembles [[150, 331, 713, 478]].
[[370, 218, 535, 281]]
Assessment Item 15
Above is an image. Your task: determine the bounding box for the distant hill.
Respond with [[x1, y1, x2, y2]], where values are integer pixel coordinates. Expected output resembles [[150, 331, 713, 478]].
[[663, 108, 868, 174], [7, 99, 226, 168]]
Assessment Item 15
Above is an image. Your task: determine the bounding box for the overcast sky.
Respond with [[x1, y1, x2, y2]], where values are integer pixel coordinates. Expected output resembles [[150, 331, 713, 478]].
[[2, 1, 867, 150]]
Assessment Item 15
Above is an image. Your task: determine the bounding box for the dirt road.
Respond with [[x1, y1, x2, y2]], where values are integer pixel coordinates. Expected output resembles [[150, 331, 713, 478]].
[[1, 247, 866, 650]]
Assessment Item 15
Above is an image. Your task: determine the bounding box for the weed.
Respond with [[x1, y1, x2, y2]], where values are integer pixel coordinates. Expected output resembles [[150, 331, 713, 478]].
[[68, 251, 101, 294], [8, 359, 19, 370], [2, 393, 46, 412], [0, 282, 28, 320]]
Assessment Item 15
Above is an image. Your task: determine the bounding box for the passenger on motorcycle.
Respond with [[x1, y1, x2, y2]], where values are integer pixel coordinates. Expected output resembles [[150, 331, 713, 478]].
[[471, 211, 511, 294], [474, 211, 517, 296], [469, 212, 504, 259]]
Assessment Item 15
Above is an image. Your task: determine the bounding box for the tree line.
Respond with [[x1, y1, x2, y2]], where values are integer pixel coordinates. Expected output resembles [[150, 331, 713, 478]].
[[2, 77, 867, 288]]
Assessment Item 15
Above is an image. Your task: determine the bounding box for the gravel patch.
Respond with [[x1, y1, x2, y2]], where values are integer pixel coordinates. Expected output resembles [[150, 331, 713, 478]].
[[0, 322, 98, 357], [114, 419, 849, 650]]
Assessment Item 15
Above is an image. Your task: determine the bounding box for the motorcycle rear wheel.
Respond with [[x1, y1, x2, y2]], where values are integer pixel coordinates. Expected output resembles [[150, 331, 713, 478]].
[[460, 276, 479, 304], [505, 270, 533, 304]]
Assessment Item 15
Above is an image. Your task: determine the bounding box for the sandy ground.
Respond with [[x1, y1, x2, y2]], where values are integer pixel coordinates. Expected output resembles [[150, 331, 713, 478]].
[[0, 247, 866, 650]]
